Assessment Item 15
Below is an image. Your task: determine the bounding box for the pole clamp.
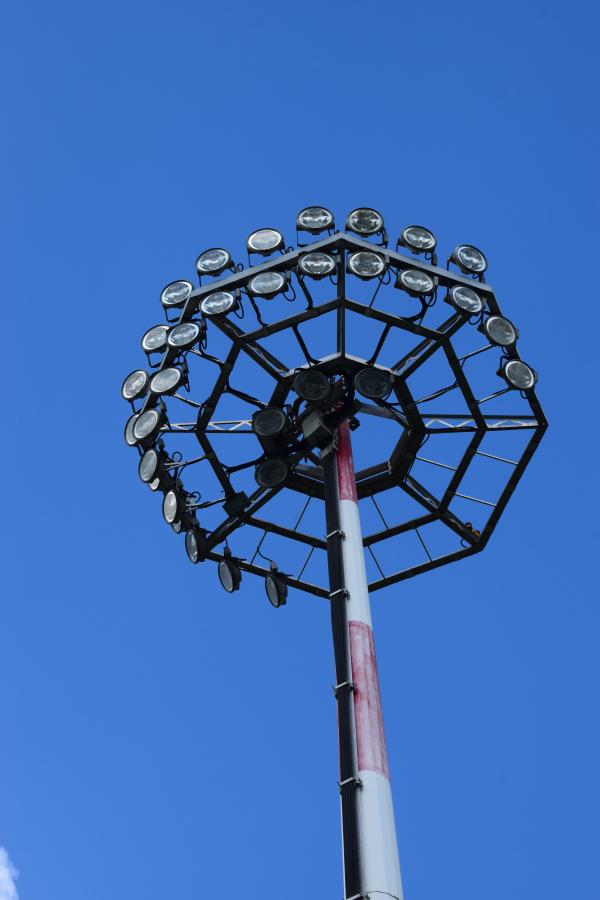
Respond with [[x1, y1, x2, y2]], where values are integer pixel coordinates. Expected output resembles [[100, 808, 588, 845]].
[[329, 588, 349, 601], [333, 681, 354, 698], [338, 776, 363, 793], [326, 528, 345, 540]]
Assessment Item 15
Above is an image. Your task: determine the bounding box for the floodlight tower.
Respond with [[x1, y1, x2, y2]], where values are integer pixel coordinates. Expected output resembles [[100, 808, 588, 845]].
[[122, 206, 547, 900]]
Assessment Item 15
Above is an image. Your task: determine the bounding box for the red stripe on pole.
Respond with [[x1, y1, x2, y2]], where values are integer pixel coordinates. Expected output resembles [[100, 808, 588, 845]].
[[337, 420, 358, 502], [349, 620, 390, 779]]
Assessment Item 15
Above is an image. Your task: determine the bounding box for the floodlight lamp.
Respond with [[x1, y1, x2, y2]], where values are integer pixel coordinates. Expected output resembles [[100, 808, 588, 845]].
[[121, 369, 149, 402], [347, 251, 386, 280], [265, 565, 287, 608], [298, 251, 336, 279], [248, 271, 286, 298], [148, 477, 161, 492], [452, 244, 488, 275], [139, 448, 160, 483], [255, 458, 289, 488], [218, 548, 242, 593], [252, 407, 288, 438], [162, 489, 180, 524], [132, 407, 163, 443], [499, 359, 537, 391], [124, 413, 140, 446], [397, 268, 435, 297], [247, 228, 285, 255], [167, 321, 204, 350], [150, 366, 184, 396], [171, 520, 183, 534], [398, 225, 437, 255], [296, 206, 335, 234], [345, 207, 384, 236], [354, 367, 392, 400], [481, 315, 518, 347], [160, 280, 193, 310], [141, 324, 169, 354], [446, 284, 484, 314], [185, 529, 202, 563], [200, 291, 237, 316], [195, 248, 232, 277], [293, 369, 331, 403]]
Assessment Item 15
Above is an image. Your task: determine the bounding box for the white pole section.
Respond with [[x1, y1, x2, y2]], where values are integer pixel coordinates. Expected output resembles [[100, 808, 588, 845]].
[[336, 420, 404, 900]]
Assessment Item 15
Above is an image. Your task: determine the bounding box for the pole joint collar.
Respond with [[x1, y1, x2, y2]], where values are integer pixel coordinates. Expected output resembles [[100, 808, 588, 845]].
[[338, 776, 363, 793], [333, 680, 355, 697]]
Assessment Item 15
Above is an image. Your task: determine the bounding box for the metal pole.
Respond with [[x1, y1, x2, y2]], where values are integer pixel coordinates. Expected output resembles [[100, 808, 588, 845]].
[[324, 421, 404, 900]]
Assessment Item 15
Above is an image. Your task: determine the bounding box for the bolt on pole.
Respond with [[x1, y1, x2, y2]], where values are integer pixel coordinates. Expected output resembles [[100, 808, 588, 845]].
[[325, 421, 403, 900]]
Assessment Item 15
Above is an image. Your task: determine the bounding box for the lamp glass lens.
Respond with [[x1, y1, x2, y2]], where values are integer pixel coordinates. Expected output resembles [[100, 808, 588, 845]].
[[185, 530, 199, 563], [218, 560, 236, 592], [150, 367, 182, 394], [196, 248, 231, 274], [168, 321, 201, 349], [265, 574, 285, 607], [255, 458, 289, 488], [449, 285, 483, 313], [247, 229, 283, 253], [401, 225, 436, 252], [455, 244, 487, 273], [348, 251, 385, 278], [347, 208, 383, 235], [139, 448, 159, 482], [249, 271, 285, 296], [253, 407, 287, 437], [399, 269, 434, 295], [171, 520, 182, 533], [161, 280, 193, 308], [163, 490, 178, 523], [485, 316, 517, 346], [505, 360, 535, 390], [297, 206, 334, 231], [122, 369, 149, 401], [124, 413, 140, 446], [149, 477, 161, 491], [298, 251, 336, 278], [354, 368, 392, 400], [201, 291, 236, 316], [293, 369, 330, 402], [142, 325, 169, 353], [133, 409, 160, 441]]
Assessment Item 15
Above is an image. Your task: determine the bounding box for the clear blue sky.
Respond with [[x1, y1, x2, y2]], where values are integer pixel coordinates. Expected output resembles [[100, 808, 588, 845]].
[[2, 2, 599, 899]]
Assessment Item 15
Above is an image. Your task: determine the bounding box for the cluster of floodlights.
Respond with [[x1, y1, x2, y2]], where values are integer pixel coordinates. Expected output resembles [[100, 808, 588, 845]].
[[122, 205, 539, 602]]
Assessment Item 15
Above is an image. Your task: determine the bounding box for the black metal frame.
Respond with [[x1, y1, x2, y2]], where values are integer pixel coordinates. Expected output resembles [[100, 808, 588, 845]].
[[125, 231, 547, 598]]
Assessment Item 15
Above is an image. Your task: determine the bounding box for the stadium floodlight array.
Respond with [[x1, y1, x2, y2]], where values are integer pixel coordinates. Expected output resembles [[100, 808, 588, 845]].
[[122, 207, 546, 900]]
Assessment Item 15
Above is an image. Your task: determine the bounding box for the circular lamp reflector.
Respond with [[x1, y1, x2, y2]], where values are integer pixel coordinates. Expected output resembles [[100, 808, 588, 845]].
[[346, 207, 384, 236], [248, 271, 286, 298], [296, 206, 334, 233], [400, 225, 437, 253], [293, 369, 331, 402], [124, 413, 140, 446], [452, 244, 488, 274], [168, 321, 202, 350], [255, 458, 289, 488], [348, 251, 385, 279], [298, 251, 336, 279], [148, 477, 161, 492], [150, 367, 183, 395], [171, 520, 183, 534], [161, 280, 193, 309], [195, 248, 232, 275], [141, 324, 169, 353], [483, 316, 518, 347], [133, 408, 161, 442], [218, 558, 241, 593], [448, 284, 484, 314], [122, 369, 149, 401], [252, 407, 287, 438], [502, 360, 537, 391], [200, 291, 236, 316], [354, 367, 392, 400], [162, 489, 179, 524], [185, 530, 200, 563], [139, 448, 159, 483], [247, 228, 284, 255], [265, 573, 287, 608], [398, 268, 435, 296]]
